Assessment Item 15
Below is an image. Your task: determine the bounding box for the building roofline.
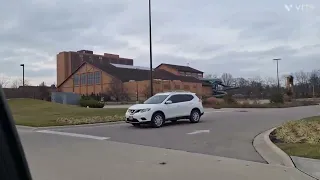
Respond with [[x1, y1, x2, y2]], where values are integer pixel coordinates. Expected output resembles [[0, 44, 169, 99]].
[[57, 51, 133, 60], [155, 63, 204, 73], [57, 62, 86, 88]]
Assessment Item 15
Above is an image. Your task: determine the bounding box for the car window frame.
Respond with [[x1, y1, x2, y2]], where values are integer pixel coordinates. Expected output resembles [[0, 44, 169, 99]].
[[168, 94, 186, 104], [183, 94, 194, 102], [144, 94, 169, 104]]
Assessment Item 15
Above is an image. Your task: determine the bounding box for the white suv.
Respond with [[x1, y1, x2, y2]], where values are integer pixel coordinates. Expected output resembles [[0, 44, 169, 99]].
[[125, 91, 204, 128]]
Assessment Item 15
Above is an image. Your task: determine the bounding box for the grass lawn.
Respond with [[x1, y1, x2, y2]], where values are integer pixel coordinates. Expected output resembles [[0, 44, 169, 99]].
[[276, 143, 320, 159], [204, 101, 319, 108], [7, 99, 127, 127], [271, 116, 320, 159]]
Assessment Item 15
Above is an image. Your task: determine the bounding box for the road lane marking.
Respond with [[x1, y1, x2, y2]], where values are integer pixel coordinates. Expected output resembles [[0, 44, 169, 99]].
[[187, 130, 210, 135], [36, 130, 110, 140]]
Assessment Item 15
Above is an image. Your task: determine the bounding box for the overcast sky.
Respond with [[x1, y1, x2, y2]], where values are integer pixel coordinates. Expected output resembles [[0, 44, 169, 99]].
[[1, 0, 319, 86]]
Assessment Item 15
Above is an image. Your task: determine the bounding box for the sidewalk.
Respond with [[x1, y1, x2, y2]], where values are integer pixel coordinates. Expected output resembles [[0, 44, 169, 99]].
[[23, 132, 314, 180], [292, 156, 320, 179], [254, 128, 319, 180]]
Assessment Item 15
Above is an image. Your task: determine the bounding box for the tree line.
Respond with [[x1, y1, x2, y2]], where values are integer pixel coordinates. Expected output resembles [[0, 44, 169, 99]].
[[0, 77, 31, 88], [206, 69, 320, 99]]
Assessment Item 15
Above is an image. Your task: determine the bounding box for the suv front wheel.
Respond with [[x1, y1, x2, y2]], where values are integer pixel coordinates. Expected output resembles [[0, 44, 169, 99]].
[[151, 112, 165, 128], [189, 109, 200, 123]]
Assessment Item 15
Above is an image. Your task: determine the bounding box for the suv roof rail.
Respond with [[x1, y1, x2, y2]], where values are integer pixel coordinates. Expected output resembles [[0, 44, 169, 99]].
[[164, 90, 193, 93]]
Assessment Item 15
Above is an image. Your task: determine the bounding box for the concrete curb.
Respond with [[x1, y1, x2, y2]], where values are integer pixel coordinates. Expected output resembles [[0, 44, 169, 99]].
[[253, 127, 295, 168], [16, 125, 38, 131], [16, 121, 125, 130]]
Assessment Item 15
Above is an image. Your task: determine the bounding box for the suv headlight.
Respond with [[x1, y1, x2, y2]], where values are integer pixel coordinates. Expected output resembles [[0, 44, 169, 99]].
[[139, 108, 151, 113]]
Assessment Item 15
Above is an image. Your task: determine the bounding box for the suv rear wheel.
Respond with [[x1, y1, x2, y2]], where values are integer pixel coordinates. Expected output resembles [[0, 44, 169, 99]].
[[189, 109, 200, 123], [151, 112, 165, 128]]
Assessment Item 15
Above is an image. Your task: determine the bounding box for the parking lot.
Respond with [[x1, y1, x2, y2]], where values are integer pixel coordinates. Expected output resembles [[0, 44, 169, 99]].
[[33, 106, 319, 163]]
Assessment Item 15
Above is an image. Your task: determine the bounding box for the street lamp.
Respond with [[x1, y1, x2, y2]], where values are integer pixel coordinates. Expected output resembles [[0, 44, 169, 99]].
[[20, 64, 25, 86], [148, 0, 153, 96], [273, 58, 281, 92]]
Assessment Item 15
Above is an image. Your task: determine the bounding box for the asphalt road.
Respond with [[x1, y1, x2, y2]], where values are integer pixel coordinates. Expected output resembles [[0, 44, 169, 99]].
[[18, 128, 315, 180], [50, 106, 319, 163]]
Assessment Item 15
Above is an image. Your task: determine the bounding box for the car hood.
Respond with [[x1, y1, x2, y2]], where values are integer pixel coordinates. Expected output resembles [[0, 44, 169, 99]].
[[128, 104, 158, 110]]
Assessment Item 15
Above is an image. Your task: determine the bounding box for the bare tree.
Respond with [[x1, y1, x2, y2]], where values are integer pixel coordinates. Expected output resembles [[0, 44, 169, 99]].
[[233, 78, 246, 87], [294, 71, 309, 85], [39, 82, 46, 86], [264, 77, 277, 87], [106, 78, 128, 101], [309, 70, 319, 86], [253, 76, 263, 84], [10, 79, 30, 88], [38, 81, 50, 100], [221, 73, 233, 86], [141, 84, 151, 99], [204, 74, 218, 79], [0, 76, 10, 88], [50, 82, 56, 88]]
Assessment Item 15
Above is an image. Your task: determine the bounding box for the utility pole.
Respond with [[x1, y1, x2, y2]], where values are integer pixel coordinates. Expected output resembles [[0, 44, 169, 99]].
[[273, 58, 281, 92], [20, 64, 25, 86], [148, 0, 153, 96]]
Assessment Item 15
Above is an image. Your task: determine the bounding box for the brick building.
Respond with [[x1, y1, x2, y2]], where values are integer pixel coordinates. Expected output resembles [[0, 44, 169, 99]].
[[56, 50, 133, 87], [156, 63, 204, 78], [57, 50, 212, 100], [155, 63, 212, 96]]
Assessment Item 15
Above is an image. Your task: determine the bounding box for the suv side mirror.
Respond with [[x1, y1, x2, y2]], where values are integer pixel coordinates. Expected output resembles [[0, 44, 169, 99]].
[[165, 100, 172, 104]]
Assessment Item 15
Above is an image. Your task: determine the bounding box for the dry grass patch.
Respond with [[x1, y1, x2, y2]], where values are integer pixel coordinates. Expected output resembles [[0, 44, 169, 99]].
[[271, 116, 320, 159], [273, 117, 320, 144], [8, 99, 127, 127]]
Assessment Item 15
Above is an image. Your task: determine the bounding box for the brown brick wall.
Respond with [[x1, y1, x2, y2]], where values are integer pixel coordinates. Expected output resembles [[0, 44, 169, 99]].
[[123, 80, 150, 101], [202, 86, 212, 97], [123, 79, 203, 101], [57, 52, 67, 86], [59, 63, 114, 95], [57, 51, 73, 87]]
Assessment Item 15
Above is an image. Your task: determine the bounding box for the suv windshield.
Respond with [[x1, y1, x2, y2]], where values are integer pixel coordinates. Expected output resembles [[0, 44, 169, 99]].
[[144, 95, 169, 104]]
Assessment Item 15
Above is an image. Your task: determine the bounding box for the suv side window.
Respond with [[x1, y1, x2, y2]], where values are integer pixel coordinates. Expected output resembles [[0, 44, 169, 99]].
[[168, 95, 184, 103], [183, 94, 194, 102]]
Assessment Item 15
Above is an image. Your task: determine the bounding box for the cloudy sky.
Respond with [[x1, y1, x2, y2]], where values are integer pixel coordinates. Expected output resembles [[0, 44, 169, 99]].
[[1, 0, 319, 86]]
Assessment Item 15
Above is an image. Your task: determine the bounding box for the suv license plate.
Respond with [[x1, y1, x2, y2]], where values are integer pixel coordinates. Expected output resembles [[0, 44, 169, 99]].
[[129, 116, 133, 120]]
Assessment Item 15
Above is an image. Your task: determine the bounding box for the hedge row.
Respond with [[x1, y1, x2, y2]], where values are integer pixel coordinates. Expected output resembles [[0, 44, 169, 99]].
[[79, 99, 104, 108]]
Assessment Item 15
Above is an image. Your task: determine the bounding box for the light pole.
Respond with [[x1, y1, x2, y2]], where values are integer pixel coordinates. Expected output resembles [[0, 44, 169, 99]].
[[20, 64, 25, 86], [148, 0, 153, 96], [273, 58, 281, 92]]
